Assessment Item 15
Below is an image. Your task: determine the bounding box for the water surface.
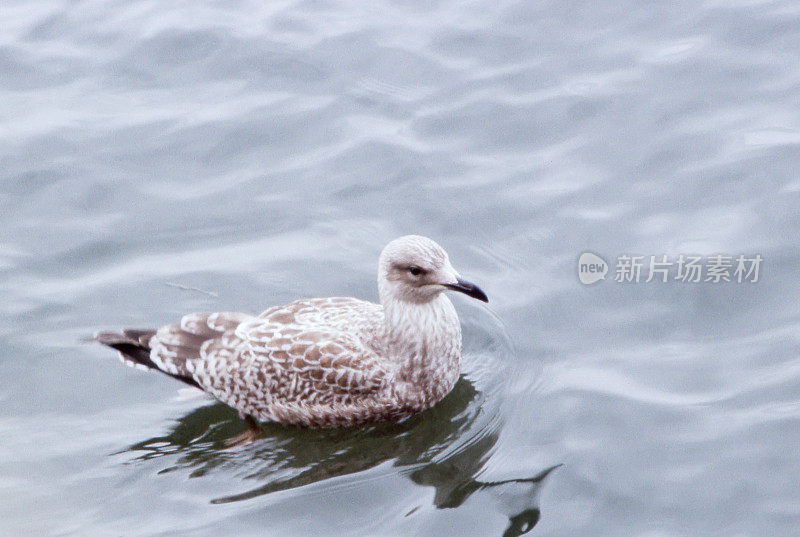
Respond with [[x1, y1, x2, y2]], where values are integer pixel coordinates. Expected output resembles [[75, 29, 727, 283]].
[[2, 0, 800, 535]]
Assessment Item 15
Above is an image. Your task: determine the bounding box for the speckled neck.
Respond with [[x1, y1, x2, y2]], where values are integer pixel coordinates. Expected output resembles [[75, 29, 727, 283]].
[[380, 293, 462, 409]]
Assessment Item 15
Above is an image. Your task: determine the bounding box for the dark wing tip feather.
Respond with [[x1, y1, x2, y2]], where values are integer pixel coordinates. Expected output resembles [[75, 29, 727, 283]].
[[94, 330, 156, 367], [95, 329, 201, 389]]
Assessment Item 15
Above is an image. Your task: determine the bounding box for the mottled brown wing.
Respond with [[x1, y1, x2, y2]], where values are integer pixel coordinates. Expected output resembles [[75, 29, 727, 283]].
[[222, 299, 387, 410], [241, 323, 384, 394], [143, 300, 388, 422], [148, 311, 253, 378]]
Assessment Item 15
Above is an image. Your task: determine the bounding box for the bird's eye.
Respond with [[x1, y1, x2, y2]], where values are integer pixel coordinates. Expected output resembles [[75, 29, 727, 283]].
[[408, 266, 423, 276]]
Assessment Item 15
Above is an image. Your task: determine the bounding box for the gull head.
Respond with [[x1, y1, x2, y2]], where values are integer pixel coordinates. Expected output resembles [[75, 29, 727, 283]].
[[378, 235, 488, 305]]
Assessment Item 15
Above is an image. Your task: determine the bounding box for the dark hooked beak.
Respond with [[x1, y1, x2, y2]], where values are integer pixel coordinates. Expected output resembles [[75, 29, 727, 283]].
[[444, 277, 489, 303]]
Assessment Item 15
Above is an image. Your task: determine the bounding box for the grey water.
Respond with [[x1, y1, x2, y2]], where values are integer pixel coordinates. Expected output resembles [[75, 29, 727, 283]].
[[2, 0, 800, 535]]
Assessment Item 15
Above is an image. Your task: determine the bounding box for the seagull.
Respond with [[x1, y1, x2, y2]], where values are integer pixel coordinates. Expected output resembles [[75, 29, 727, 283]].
[[96, 235, 488, 443]]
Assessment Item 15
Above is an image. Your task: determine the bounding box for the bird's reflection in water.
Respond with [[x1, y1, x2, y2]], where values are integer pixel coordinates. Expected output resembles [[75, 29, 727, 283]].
[[123, 377, 559, 536]]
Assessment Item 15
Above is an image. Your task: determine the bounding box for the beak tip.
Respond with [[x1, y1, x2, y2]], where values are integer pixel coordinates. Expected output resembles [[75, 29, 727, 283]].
[[445, 278, 489, 303]]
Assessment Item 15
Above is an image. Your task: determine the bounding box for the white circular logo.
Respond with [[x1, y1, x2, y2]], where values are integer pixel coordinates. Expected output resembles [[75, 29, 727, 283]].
[[578, 252, 608, 284]]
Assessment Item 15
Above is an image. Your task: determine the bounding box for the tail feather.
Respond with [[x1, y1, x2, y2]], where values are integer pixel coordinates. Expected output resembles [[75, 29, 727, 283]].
[[95, 329, 201, 388]]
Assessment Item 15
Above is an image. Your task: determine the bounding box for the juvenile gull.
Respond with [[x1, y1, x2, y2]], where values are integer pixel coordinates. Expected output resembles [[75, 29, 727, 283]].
[[96, 235, 488, 441]]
